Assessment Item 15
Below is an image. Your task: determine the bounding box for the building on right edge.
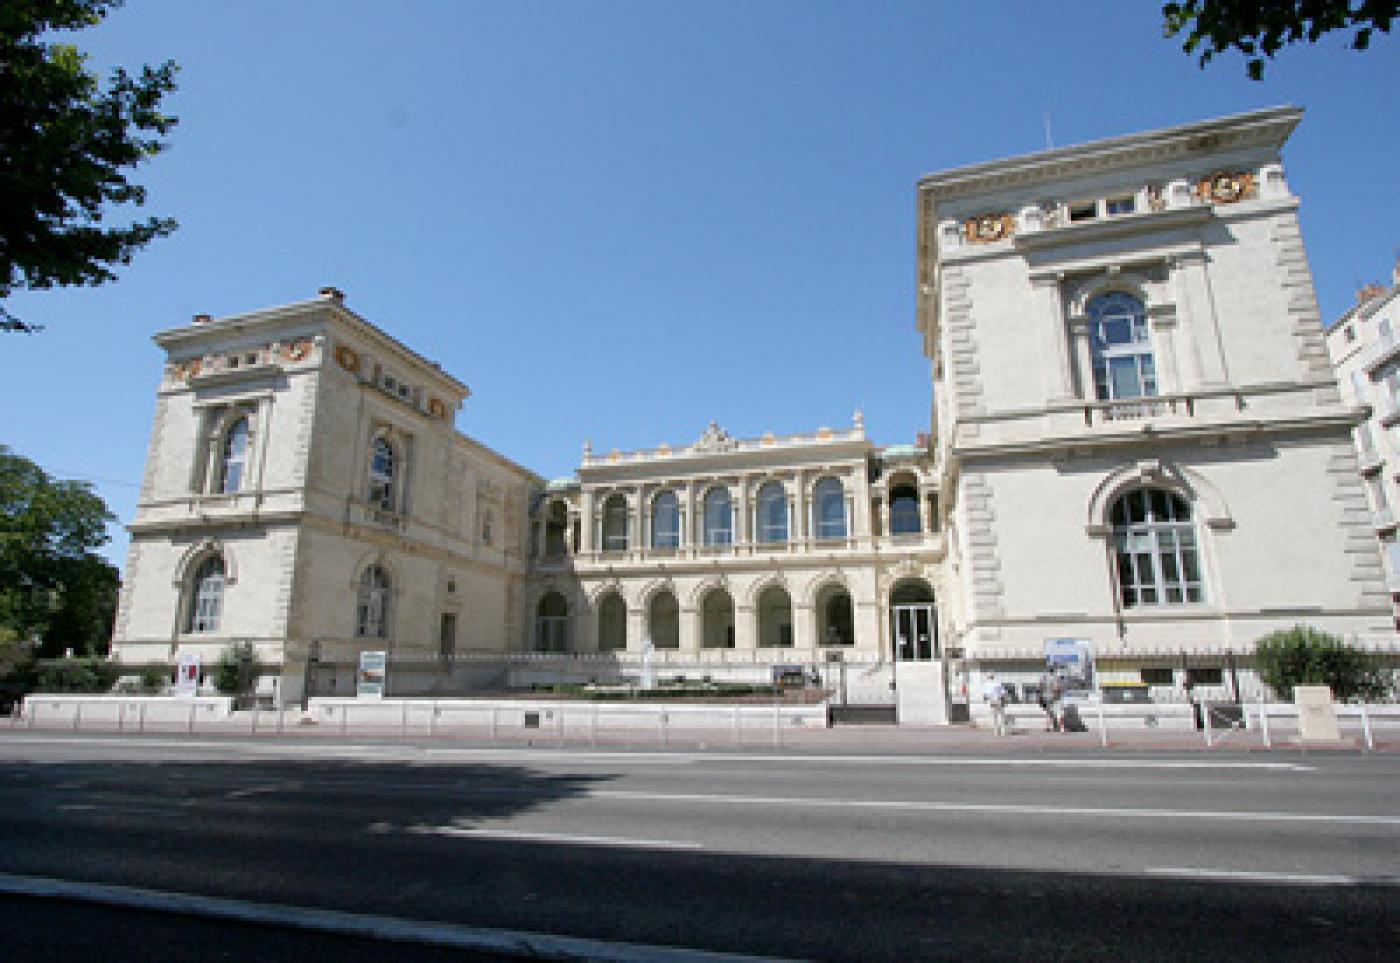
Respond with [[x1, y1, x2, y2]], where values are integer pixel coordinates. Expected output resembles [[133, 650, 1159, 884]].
[[1325, 261, 1400, 621], [918, 105, 1395, 705]]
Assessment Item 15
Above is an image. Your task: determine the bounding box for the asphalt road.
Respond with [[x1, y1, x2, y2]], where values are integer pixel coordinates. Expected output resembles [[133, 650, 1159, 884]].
[[1, 733, 1397, 960]]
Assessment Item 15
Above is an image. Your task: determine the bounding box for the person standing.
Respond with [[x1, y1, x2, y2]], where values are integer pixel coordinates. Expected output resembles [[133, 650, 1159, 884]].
[[983, 673, 1008, 736], [1038, 670, 1058, 732]]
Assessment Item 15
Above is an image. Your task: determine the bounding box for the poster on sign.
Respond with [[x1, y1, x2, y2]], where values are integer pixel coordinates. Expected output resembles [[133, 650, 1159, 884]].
[[357, 650, 387, 700], [175, 653, 200, 696], [1044, 638, 1094, 693]]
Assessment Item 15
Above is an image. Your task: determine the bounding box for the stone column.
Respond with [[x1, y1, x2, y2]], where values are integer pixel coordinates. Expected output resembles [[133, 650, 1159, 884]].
[[1069, 316, 1095, 400], [737, 478, 750, 548], [579, 490, 595, 553]]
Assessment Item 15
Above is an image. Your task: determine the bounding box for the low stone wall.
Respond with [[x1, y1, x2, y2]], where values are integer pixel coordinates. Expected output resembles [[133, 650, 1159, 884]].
[[966, 700, 1400, 734], [18, 694, 234, 728]]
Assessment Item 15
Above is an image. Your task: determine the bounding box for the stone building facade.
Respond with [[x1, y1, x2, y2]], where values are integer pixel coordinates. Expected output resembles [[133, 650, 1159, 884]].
[[110, 106, 1398, 715]]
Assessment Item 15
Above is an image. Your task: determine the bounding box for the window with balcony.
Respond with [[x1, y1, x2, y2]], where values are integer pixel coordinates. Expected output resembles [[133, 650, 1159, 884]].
[[1111, 489, 1202, 606], [651, 491, 680, 548], [703, 487, 733, 546], [757, 482, 788, 544], [601, 494, 629, 551], [1089, 292, 1156, 402], [218, 417, 249, 494], [814, 477, 847, 540]]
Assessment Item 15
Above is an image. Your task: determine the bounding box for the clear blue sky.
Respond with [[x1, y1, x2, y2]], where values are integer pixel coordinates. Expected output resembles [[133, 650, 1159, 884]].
[[4, 1, 1398, 572]]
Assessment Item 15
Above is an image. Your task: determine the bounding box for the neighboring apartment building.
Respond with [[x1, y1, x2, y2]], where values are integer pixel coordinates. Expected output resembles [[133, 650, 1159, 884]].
[[1324, 265, 1400, 619], [111, 106, 1398, 717]]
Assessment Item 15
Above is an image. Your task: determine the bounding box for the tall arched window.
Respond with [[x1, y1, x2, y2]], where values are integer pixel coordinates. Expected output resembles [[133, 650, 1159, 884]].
[[186, 555, 225, 633], [757, 482, 787, 544], [757, 585, 793, 648], [651, 491, 680, 548], [649, 590, 680, 648], [817, 584, 854, 646], [219, 417, 249, 494], [701, 587, 735, 648], [703, 487, 732, 546], [601, 494, 629, 551], [369, 438, 396, 511], [1088, 292, 1156, 401], [813, 477, 846, 540], [597, 593, 627, 651], [1111, 488, 1202, 606], [356, 565, 391, 638]]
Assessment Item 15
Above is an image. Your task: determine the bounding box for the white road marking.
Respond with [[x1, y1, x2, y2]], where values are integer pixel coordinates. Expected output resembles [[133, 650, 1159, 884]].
[[588, 790, 1400, 827], [406, 824, 706, 850], [1147, 867, 1400, 887], [0, 872, 758, 962], [0, 735, 1317, 771]]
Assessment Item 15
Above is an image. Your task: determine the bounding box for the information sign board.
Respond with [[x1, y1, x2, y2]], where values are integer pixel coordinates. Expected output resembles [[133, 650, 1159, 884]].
[[357, 650, 386, 700]]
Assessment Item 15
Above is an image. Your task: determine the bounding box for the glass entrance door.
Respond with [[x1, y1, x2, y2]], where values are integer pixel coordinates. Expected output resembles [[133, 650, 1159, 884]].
[[892, 604, 936, 661]]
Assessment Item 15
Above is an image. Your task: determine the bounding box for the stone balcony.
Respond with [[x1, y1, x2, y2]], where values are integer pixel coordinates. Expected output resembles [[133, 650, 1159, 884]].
[[533, 531, 945, 573]]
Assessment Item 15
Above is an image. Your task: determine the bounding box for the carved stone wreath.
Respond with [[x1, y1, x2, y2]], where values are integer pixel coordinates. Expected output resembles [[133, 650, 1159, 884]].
[[1198, 171, 1254, 204], [962, 212, 1014, 244], [334, 344, 360, 374]]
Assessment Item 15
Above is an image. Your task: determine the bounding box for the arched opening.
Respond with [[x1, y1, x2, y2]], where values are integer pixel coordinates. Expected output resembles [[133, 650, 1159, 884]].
[[813, 477, 846, 540], [535, 591, 569, 652], [815, 583, 854, 646], [219, 417, 249, 494], [544, 500, 568, 557], [186, 555, 225, 634], [601, 494, 628, 552], [703, 487, 732, 546], [890, 577, 937, 661], [757, 585, 793, 648], [701, 587, 735, 649], [651, 491, 680, 548], [756, 481, 787, 544], [1111, 488, 1202, 606], [356, 564, 390, 639], [649, 590, 680, 649], [596, 592, 627, 651], [888, 472, 921, 535]]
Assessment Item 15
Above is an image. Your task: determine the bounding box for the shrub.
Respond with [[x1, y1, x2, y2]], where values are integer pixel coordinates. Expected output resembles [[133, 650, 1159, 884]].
[[214, 641, 263, 701], [34, 658, 119, 693], [1254, 625, 1393, 702]]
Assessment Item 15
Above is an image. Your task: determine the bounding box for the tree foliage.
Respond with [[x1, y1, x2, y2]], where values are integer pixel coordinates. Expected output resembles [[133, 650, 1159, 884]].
[[1, 0, 178, 333], [1254, 625, 1393, 701], [214, 640, 263, 701], [1164, 1, 1398, 79], [0, 445, 118, 656]]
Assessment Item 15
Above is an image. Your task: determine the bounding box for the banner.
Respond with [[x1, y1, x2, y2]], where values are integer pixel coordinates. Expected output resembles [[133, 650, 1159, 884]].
[[1044, 638, 1094, 692], [174, 652, 200, 696], [357, 650, 387, 700]]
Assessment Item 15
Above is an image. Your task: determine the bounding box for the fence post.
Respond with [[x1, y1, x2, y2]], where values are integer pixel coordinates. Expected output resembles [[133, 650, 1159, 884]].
[[1361, 702, 1374, 752], [772, 704, 780, 748], [251, 704, 258, 735], [139, 702, 146, 734], [660, 710, 668, 749], [557, 708, 565, 747], [400, 701, 409, 740], [188, 702, 196, 734], [1097, 700, 1108, 748], [340, 704, 348, 736], [590, 704, 598, 747], [429, 701, 438, 740], [277, 703, 285, 736], [1202, 702, 1212, 748], [1259, 697, 1271, 748], [73, 702, 82, 732], [28, 701, 36, 730], [490, 706, 498, 740], [732, 706, 740, 747]]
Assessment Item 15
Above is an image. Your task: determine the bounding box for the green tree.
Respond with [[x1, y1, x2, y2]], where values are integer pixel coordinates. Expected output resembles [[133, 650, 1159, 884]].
[[1253, 625, 1393, 701], [0, 445, 118, 655], [1, 0, 178, 333], [214, 640, 263, 705], [1164, 1, 1398, 79]]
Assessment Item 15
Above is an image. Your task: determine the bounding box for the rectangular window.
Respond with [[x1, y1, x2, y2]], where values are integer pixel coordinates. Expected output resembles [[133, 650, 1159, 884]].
[[1140, 668, 1173, 685], [1105, 196, 1136, 216], [1069, 202, 1096, 223], [1186, 668, 1222, 686]]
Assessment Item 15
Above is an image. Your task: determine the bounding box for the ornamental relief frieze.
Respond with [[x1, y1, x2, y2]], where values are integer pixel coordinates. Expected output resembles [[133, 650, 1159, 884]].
[[167, 337, 316, 384], [1197, 170, 1255, 205], [962, 212, 1014, 244]]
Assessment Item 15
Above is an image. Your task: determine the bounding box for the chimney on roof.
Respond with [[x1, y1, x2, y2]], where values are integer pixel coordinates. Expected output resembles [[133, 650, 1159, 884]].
[[192, 313, 211, 324], [319, 286, 345, 302], [1359, 283, 1386, 303]]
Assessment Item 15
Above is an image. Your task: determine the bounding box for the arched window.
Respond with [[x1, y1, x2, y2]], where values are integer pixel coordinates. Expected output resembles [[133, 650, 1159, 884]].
[[703, 487, 732, 546], [757, 482, 787, 544], [1088, 292, 1156, 401], [889, 483, 921, 535], [186, 555, 225, 633], [814, 477, 846, 540], [369, 438, 396, 511], [597, 593, 627, 651], [757, 585, 793, 648], [649, 591, 680, 649], [356, 565, 391, 638], [219, 417, 249, 494], [535, 592, 569, 652], [701, 587, 735, 649], [601, 494, 629, 552], [1111, 488, 1202, 606], [817, 584, 854, 646], [651, 491, 680, 548]]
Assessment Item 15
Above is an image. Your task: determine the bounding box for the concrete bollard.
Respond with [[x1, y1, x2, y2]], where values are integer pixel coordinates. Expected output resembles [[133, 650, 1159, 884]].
[[1361, 702, 1374, 752]]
